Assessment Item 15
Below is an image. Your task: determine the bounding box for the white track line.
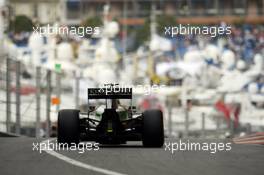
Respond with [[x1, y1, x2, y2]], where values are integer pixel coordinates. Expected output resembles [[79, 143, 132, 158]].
[[41, 139, 127, 175]]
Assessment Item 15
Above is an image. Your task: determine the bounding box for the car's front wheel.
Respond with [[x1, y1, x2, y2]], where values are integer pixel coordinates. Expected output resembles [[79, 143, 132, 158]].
[[57, 109, 80, 144]]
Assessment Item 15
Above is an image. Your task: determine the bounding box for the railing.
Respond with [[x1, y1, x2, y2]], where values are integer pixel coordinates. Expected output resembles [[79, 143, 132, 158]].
[[0, 56, 81, 137]]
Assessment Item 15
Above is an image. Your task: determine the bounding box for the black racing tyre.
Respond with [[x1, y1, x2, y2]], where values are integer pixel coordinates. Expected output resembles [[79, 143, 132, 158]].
[[142, 109, 164, 147], [57, 109, 80, 144]]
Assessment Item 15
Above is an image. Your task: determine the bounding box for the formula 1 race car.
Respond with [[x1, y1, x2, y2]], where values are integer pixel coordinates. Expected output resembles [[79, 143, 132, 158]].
[[57, 84, 164, 147]]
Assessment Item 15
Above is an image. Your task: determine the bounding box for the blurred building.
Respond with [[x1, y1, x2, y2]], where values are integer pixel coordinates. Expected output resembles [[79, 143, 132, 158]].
[[9, 0, 264, 25], [67, 0, 264, 25], [9, 0, 61, 24]]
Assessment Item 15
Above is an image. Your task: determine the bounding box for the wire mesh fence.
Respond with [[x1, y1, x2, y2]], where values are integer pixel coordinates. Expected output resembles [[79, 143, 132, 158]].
[[0, 56, 80, 137]]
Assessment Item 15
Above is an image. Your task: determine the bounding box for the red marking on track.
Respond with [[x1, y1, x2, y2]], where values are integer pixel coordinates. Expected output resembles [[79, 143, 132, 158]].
[[233, 136, 264, 142], [233, 133, 264, 145], [233, 140, 264, 145]]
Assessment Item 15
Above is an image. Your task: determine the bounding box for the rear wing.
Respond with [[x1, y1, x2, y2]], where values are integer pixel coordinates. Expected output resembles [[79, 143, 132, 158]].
[[88, 88, 132, 99]]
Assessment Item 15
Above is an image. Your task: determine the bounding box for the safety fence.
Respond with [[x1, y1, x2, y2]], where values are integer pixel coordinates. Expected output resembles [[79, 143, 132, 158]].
[[0, 56, 232, 138], [0, 56, 81, 137]]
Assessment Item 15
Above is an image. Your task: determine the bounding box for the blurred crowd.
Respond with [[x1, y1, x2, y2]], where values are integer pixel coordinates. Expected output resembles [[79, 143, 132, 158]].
[[8, 23, 264, 66], [173, 24, 263, 64]]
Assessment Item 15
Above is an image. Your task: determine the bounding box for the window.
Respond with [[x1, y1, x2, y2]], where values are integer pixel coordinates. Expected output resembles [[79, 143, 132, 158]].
[[233, 0, 247, 15], [206, 0, 219, 15], [67, 0, 81, 19]]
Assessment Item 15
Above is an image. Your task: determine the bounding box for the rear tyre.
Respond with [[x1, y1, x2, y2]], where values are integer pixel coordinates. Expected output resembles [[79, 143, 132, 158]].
[[57, 109, 80, 144], [142, 110, 164, 147]]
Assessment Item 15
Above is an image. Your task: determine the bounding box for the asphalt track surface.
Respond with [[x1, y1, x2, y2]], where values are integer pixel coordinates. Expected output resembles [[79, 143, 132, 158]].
[[1, 137, 264, 175]]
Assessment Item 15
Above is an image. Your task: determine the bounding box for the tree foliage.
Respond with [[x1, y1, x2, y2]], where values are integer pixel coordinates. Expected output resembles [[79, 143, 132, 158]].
[[81, 16, 103, 28], [10, 15, 34, 33], [134, 15, 177, 48]]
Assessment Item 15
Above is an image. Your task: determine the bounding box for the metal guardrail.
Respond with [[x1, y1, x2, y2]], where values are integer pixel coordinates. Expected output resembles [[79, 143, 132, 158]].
[[0, 56, 81, 137]]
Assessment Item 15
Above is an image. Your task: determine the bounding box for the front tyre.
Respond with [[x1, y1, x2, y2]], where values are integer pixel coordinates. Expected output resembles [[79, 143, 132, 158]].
[[142, 110, 164, 147], [57, 109, 80, 144]]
